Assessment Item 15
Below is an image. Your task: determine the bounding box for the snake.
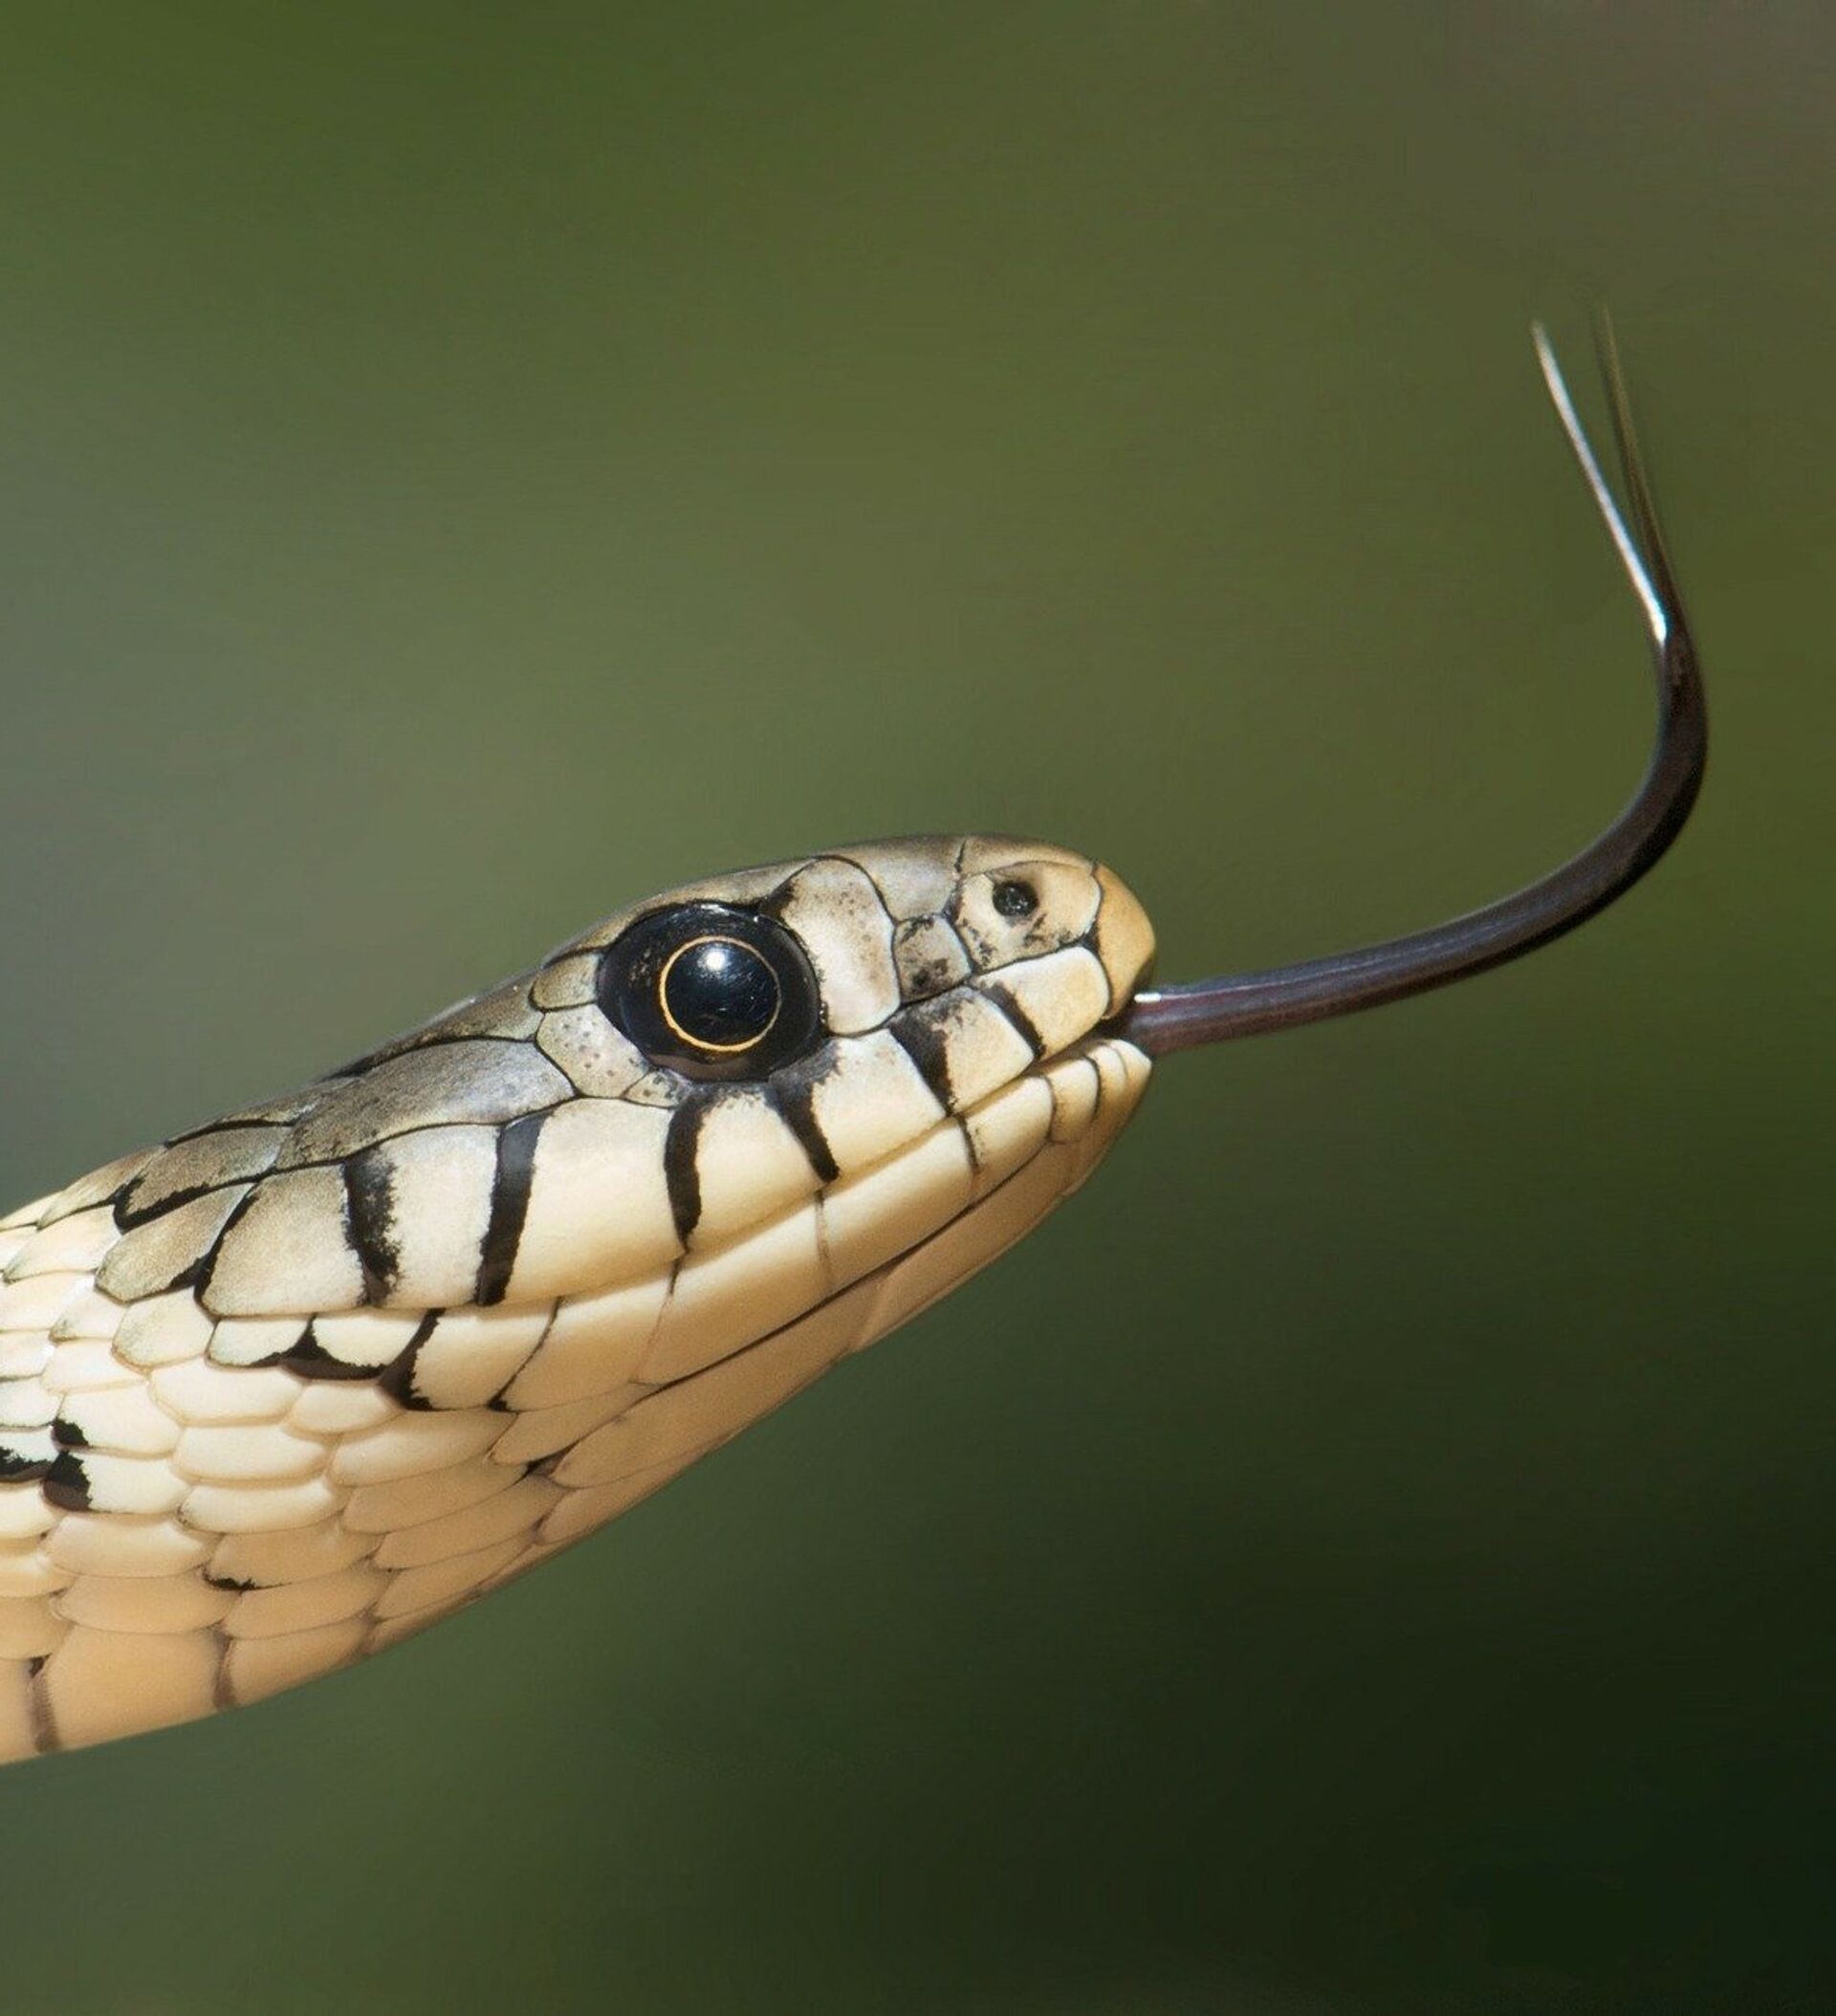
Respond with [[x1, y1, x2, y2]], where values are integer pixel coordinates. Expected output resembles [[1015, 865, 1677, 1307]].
[[0, 330, 1704, 1765]]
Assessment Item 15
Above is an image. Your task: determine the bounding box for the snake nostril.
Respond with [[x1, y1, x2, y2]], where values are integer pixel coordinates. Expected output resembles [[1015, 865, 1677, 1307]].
[[992, 878, 1038, 920]]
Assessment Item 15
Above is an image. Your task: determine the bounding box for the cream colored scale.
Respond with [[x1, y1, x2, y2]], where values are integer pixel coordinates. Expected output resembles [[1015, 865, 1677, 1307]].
[[0, 838, 1157, 1763]]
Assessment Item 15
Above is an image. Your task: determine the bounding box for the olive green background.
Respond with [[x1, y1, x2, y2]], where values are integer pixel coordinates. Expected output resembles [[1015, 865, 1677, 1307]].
[[0, 6, 1827, 2012]]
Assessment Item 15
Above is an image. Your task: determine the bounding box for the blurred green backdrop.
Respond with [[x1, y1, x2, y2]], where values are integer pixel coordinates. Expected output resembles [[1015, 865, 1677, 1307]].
[[0, 5, 1828, 2012]]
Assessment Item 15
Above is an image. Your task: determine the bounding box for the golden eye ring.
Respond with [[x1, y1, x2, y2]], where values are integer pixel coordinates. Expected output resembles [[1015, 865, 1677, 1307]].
[[655, 933, 783, 1055]]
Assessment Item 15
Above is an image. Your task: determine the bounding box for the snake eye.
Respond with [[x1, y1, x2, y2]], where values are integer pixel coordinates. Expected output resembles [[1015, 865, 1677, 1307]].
[[599, 903, 822, 1080]]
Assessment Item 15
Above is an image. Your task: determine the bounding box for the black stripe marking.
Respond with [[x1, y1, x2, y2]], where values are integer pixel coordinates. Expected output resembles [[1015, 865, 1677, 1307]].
[[980, 980, 1047, 1060], [189, 1185, 260, 1302], [164, 1110, 319, 1149], [116, 1179, 173, 1231], [42, 1451, 92, 1511], [476, 1112, 545, 1305], [890, 1008, 955, 1108], [51, 1417, 88, 1451], [26, 1659, 57, 1755], [378, 1310, 441, 1410], [117, 1179, 219, 1230], [277, 1323, 385, 1383], [773, 1078, 840, 1185], [211, 1633, 237, 1714], [663, 1100, 709, 1245], [0, 1444, 53, 1483], [343, 1147, 401, 1304], [753, 869, 803, 921], [117, 1141, 283, 1230]]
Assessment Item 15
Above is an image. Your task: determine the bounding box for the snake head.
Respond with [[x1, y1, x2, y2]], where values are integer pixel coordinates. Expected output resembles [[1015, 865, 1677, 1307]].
[[318, 838, 1151, 1299], [74, 838, 1157, 1331]]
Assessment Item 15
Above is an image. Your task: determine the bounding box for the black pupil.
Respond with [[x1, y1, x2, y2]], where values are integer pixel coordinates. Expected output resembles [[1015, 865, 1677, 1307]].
[[661, 937, 780, 1050], [993, 878, 1038, 919]]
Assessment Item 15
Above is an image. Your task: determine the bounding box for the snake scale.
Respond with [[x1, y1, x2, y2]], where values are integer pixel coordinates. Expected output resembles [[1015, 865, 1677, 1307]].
[[0, 332, 1705, 1764]]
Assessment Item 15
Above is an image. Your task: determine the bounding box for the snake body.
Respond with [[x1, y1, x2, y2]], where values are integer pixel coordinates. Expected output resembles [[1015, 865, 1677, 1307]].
[[0, 837, 1154, 1763]]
